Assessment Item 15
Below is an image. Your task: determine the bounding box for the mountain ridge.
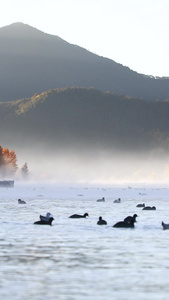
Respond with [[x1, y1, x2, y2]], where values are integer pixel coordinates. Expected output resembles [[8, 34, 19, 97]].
[[0, 22, 169, 102], [1, 86, 169, 182], [1, 87, 169, 153]]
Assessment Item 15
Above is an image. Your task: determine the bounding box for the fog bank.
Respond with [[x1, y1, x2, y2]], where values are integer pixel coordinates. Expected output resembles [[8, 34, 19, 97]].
[[15, 148, 169, 185]]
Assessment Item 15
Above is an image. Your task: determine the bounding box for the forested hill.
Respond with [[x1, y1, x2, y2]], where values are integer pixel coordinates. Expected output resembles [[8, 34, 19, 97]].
[[1, 88, 169, 155], [0, 22, 169, 102]]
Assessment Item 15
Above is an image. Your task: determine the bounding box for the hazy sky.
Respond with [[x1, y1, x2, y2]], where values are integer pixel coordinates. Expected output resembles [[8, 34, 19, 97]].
[[0, 0, 168, 77]]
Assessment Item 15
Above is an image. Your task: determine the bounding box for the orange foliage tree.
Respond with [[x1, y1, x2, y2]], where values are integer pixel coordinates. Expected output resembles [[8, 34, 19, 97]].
[[0, 146, 5, 166], [0, 145, 17, 178]]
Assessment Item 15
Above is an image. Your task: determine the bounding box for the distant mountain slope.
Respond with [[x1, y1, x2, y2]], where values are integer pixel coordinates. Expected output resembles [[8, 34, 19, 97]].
[[1, 88, 169, 157], [0, 22, 169, 102]]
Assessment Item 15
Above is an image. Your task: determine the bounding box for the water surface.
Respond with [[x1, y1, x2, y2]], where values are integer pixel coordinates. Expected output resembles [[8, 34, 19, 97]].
[[0, 183, 169, 300]]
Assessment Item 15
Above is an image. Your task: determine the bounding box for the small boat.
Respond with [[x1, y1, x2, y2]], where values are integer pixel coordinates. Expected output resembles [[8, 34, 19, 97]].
[[0, 180, 14, 188]]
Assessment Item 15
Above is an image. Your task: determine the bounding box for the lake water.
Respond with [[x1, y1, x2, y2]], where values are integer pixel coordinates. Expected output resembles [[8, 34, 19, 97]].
[[0, 182, 169, 300]]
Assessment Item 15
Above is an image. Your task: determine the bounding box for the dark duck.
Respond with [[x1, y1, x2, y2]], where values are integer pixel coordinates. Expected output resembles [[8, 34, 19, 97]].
[[124, 214, 138, 223], [142, 206, 156, 210], [161, 221, 169, 230], [113, 219, 135, 228], [97, 216, 107, 225], [18, 199, 26, 204], [136, 203, 145, 208], [69, 213, 89, 218], [34, 217, 54, 225]]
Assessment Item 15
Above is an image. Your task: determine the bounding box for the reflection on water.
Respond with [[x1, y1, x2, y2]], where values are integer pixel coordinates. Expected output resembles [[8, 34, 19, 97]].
[[0, 184, 169, 299]]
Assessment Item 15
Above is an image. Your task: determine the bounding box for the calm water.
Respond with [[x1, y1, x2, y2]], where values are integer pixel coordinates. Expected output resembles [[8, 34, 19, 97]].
[[0, 183, 169, 300]]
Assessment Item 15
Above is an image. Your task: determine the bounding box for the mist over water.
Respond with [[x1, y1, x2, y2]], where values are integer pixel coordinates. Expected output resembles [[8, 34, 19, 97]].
[[1, 138, 169, 300], [16, 147, 169, 185]]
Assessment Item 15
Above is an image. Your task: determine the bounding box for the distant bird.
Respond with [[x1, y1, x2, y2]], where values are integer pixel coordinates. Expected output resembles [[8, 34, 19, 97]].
[[69, 213, 89, 219], [136, 203, 145, 208], [97, 197, 105, 202], [161, 221, 169, 230], [113, 219, 135, 228], [34, 217, 54, 225], [40, 212, 53, 222], [142, 206, 156, 210], [18, 199, 26, 204], [124, 214, 138, 223], [114, 198, 121, 203], [97, 216, 107, 225]]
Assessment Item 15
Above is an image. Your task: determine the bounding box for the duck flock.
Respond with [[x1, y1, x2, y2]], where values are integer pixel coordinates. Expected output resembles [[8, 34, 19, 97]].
[[17, 196, 168, 229]]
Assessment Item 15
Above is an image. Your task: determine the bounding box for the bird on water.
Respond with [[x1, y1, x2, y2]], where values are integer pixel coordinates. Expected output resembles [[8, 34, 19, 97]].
[[97, 216, 107, 225], [34, 217, 54, 225], [124, 214, 138, 223], [69, 213, 89, 219], [113, 219, 135, 228], [18, 199, 26, 204], [40, 212, 53, 222]]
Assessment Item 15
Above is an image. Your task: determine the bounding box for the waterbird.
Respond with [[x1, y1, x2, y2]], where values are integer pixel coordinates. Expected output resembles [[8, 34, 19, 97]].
[[142, 206, 156, 210], [69, 213, 89, 219], [97, 216, 107, 225], [97, 197, 105, 202], [161, 221, 169, 230], [113, 219, 135, 228], [114, 198, 121, 203], [136, 203, 145, 208], [18, 199, 26, 204], [40, 212, 53, 222], [124, 214, 138, 223], [34, 217, 54, 225]]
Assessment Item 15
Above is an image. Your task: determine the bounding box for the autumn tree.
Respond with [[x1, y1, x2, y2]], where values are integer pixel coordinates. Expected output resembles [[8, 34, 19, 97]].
[[0, 145, 17, 178], [0, 146, 5, 167]]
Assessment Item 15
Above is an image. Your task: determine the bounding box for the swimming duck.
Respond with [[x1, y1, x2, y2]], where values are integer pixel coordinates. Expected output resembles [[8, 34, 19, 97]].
[[34, 217, 54, 225], [142, 206, 156, 210], [40, 212, 53, 222], [113, 219, 135, 228], [69, 213, 89, 219], [124, 214, 138, 223], [18, 199, 26, 204], [97, 197, 105, 202], [161, 221, 169, 230], [114, 198, 121, 203], [136, 203, 145, 208], [97, 216, 107, 225]]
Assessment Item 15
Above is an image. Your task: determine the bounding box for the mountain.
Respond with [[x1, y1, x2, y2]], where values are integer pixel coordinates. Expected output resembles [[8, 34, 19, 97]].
[[1, 87, 169, 182], [1, 87, 169, 152], [0, 22, 169, 102]]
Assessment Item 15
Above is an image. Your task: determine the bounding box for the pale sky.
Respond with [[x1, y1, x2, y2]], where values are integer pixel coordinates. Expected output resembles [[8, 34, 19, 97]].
[[0, 0, 169, 77]]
